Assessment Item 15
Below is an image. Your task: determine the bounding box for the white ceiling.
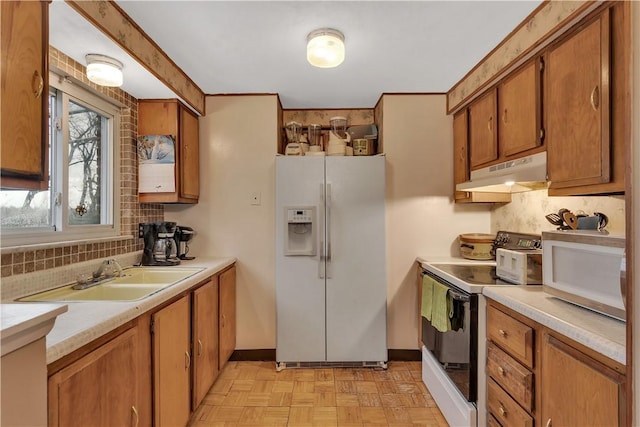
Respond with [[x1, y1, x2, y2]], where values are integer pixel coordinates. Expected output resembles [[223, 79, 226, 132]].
[[50, 0, 542, 110]]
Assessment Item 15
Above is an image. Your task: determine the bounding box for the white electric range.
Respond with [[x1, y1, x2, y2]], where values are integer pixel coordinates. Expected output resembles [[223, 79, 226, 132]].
[[418, 231, 542, 427]]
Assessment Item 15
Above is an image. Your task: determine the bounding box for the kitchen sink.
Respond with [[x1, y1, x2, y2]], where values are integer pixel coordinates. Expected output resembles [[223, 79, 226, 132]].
[[19, 267, 204, 302]]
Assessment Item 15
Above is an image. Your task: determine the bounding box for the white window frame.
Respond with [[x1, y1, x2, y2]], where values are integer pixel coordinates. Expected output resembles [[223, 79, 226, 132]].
[[1, 72, 121, 247]]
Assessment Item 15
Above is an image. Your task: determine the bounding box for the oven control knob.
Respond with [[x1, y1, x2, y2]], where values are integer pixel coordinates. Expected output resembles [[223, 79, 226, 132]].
[[533, 240, 542, 249]]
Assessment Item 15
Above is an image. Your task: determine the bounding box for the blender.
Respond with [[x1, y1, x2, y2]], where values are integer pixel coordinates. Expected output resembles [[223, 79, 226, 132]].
[[284, 121, 303, 156], [307, 124, 323, 154]]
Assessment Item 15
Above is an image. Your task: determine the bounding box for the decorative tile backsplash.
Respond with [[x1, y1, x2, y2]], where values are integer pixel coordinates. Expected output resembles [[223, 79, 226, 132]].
[[492, 189, 625, 235], [0, 48, 164, 280]]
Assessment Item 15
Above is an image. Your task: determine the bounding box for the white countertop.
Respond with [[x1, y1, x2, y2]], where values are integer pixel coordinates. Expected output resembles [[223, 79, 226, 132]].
[[10, 257, 235, 364], [483, 286, 625, 365], [1, 303, 68, 356]]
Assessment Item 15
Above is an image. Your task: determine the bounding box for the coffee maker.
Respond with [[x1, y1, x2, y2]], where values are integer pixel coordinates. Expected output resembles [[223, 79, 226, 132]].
[[139, 222, 180, 266], [174, 225, 196, 260]]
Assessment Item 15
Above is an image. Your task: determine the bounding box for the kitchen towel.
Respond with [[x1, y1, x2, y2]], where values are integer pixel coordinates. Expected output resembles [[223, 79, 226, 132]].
[[421, 275, 434, 321], [431, 281, 452, 333], [450, 298, 465, 331]]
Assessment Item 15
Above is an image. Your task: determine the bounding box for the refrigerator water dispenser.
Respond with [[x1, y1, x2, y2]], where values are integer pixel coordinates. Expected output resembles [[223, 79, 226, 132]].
[[284, 207, 316, 256]]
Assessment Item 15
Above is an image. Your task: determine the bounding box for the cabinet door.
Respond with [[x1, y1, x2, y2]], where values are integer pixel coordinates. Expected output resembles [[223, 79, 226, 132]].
[[193, 278, 219, 408], [453, 109, 470, 200], [180, 105, 199, 200], [468, 88, 498, 169], [219, 265, 236, 370], [541, 333, 624, 427], [499, 59, 542, 157], [48, 327, 139, 427], [153, 296, 191, 427], [546, 10, 610, 189], [1, 0, 49, 189]]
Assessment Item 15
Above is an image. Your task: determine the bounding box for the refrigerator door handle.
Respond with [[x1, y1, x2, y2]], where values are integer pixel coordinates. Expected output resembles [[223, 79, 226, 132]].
[[319, 183, 325, 279], [326, 183, 332, 279]]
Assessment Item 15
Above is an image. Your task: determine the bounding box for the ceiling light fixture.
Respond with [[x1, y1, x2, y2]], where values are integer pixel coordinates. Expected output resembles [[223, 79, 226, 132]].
[[85, 54, 124, 87], [307, 28, 345, 68]]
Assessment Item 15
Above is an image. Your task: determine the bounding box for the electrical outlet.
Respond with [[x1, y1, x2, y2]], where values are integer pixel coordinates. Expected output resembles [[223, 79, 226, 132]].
[[251, 192, 261, 206]]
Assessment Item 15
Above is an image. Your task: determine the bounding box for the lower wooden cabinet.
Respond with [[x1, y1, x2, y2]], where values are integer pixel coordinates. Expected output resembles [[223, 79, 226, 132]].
[[541, 333, 625, 427], [48, 326, 140, 427], [219, 265, 236, 370], [486, 299, 626, 427], [47, 264, 237, 427], [153, 295, 191, 427], [192, 277, 219, 408]]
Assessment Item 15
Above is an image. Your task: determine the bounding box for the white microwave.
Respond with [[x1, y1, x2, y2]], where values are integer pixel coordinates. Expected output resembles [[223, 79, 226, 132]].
[[542, 230, 626, 321]]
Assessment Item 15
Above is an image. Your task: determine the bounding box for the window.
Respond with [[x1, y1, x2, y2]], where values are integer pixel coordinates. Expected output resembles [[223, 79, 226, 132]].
[[0, 73, 120, 246]]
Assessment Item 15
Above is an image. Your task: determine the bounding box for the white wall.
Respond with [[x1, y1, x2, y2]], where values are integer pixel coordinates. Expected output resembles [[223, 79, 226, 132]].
[[382, 94, 492, 349], [165, 95, 278, 349]]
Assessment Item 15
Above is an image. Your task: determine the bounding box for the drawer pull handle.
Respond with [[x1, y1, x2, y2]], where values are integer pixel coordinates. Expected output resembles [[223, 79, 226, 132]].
[[198, 339, 203, 357], [498, 406, 507, 416], [497, 366, 505, 376], [498, 329, 507, 337], [185, 351, 191, 369], [546, 418, 552, 427]]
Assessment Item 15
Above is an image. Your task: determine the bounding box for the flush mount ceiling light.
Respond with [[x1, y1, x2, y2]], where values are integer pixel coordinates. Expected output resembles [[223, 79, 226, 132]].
[[307, 28, 345, 68], [85, 54, 124, 87]]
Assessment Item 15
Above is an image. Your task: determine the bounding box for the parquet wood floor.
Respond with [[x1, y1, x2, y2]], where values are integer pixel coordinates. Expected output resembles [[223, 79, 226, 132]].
[[188, 361, 449, 427]]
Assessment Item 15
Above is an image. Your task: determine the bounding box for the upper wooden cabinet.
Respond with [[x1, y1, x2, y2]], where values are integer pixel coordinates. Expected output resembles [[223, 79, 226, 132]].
[[453, 109, 510, 203], [498, 59, 543, 158], [138, 99, 199, 203], [468, 59, 543, 172], [468, 88, 498, 169], [1, 0, 49, 190], [546, 10, 611, 191], [546, 3, 628, 196]]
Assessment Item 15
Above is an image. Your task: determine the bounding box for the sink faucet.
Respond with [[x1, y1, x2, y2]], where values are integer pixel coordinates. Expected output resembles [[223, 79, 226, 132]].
[[73, 259, 123, 291], [92, 258, 123, 279]]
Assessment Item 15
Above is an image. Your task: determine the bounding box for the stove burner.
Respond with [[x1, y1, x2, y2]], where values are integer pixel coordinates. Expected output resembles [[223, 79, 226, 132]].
[[428, 264, 513, 286]]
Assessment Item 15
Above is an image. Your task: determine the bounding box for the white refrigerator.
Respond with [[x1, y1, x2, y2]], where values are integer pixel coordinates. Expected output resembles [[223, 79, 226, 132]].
[[275, 155, 387, 368]]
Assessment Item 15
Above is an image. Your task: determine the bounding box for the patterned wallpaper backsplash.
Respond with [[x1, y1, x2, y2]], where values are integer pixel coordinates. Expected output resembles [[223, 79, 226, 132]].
[[491, 189, 625, 235]]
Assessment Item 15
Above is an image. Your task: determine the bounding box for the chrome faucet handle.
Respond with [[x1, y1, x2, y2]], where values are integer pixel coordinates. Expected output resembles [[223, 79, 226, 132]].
[[93, 258, 123, 278]]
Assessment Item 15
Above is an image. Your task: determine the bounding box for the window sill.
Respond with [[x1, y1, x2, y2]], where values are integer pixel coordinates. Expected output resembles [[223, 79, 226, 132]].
[[1, 235, 134, 254]]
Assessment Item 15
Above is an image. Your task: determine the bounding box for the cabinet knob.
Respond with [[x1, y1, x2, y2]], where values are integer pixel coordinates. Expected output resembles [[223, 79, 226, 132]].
[[546, 418, 552, 427], [185, 351, 191, 369], [198, 339, 203, 357], [32, 70, 44, 99], [502, 109, 508, 124], [498, 406, 507, 417], [498, 329, 507, 337], [497, 366, 505, 376], [131, 406, 139, 427], [487, 116, 493, 131]]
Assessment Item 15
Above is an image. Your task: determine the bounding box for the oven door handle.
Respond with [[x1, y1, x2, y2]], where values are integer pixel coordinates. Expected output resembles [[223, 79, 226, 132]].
[[448, 289, 470, 302]]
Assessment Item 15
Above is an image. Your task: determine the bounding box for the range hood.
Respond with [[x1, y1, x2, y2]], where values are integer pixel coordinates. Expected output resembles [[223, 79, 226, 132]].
[[456, 152, 548, 193]]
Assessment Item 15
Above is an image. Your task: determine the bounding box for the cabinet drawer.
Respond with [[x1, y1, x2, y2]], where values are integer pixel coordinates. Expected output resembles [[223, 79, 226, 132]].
[[487, 341, 534, 411], [488, 379, 533, 427], [487, 305, 534, 368], [488, 413, 503, 427]]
